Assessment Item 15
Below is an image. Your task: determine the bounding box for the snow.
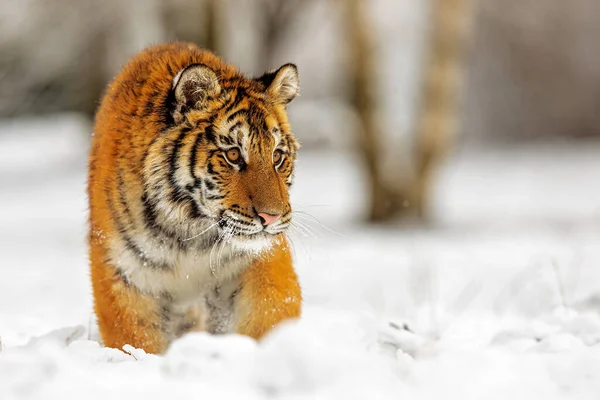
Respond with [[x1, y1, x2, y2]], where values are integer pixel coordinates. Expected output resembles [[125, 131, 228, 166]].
[[1, 115, 600, 399]]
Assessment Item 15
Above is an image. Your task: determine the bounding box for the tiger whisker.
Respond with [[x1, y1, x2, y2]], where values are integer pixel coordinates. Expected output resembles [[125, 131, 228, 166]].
[[209, 224, 228, 279], [217, 222, 234, 267], [288, 221, 308, 237], [296, 217, 323, 237], [291, 218, 320, 238], [293, 210, 346, 237], [290, 221, 316, 239], [284, 231, 309, 258], [182, 220, 220, 241]]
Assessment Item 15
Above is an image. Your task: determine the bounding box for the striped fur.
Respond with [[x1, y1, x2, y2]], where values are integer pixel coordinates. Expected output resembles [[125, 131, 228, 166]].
[[88, 42, 301, 353]]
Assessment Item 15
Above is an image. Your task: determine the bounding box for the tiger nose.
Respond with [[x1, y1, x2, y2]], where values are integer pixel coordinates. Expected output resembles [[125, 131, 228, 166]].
[[258, 212, 281, 227]]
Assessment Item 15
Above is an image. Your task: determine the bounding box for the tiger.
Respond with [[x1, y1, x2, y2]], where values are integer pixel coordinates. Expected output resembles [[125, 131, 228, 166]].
[[87, 42, 302, 354]]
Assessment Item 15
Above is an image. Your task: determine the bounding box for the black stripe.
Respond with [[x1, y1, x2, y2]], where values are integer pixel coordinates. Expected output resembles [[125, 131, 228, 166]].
[[121, 232, 171, 270], [162, 83, 177, 126], [142, 99, 155, 119], [220, 136, 234, 146], [205, 125, 216, 143], [105, 179, 128, 237], [228, 121, 243, 134], [106, 186, 171, 270], [230, 209, 254, 219], [224, 89, 246, 113], [140, 190, 185, 247], [112, 264, 132, 287], [230, 219, 256, 227], [189, 129, 204, 180], [204, 179, 215, 191], [167, 129, 190, 186], [167, 127, 203, 219], [206, 160, 215, 175], [140, 134, 160, 176], [166, 63, 175, 77], [231, 227, 260, 235], [168, 126, 194, 208], [227, 109, 248, 123], [116, 168, 135, 227]]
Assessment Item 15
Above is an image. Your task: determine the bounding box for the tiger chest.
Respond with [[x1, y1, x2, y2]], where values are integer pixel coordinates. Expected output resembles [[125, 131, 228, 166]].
[[110, 235, 250, 334]]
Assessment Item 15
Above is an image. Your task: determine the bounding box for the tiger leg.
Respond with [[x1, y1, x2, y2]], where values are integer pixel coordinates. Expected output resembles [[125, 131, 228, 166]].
[[233, 237, 302, 339], [90, 243, 169, 354]]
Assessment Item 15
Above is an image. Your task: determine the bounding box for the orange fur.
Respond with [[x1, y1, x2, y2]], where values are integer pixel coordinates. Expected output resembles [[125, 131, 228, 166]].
[[90, 244, 169, 353], [88, 42, 301, 353], [235, 235, 301, 339]]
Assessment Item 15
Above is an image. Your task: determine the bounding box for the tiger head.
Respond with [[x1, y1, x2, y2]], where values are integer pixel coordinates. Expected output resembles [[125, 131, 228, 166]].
[[157, 62, 300, 251]]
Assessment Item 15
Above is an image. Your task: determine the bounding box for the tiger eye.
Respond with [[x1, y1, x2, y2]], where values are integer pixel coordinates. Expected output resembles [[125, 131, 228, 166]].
[[273, 149, 284, 165], [225, 148, 241, 163]]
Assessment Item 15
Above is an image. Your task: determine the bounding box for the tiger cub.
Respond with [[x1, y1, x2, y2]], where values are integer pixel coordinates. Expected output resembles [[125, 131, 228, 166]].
[[88, 42, 302, 354]]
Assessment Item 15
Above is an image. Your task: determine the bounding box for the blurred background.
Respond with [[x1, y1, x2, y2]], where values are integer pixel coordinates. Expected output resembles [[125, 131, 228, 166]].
[[2, 0, 600, 223], [2, 0, 600, 345]]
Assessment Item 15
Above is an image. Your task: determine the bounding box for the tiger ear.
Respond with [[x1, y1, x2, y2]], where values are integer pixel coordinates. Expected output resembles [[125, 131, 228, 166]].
[[257, 63, 299, 105], [173, 64, 221, 120]]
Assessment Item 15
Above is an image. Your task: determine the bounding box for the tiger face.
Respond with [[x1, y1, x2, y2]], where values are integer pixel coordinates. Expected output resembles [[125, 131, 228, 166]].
[[145, 63, 299, 253]]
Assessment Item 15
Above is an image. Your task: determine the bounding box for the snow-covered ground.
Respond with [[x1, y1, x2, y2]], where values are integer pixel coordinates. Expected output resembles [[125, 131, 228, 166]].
[[1, 115, 600, 399]]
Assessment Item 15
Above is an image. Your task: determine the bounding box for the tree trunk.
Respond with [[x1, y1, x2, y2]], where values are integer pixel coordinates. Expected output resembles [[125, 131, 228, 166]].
[[412, 0, 476, 217], [347, 0, 413, 222], [203, 0, 220, 53], [257, 0, 313, 72]]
